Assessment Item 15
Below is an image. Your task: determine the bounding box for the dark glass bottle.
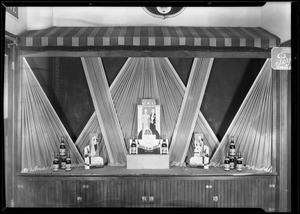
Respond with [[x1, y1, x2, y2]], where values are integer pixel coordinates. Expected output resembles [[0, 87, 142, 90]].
[[130, 139, 137, 154], [59, 136, 66, 156], [224, 151, 230, 171], [229, 136, 236, 156], [236, 152, 243, 171], [65, 151, 71, 171], [61, 155, 66, 169], [52, 153, 59, 172], [229, 154, 235, 169], [161, 138, 168, 154]]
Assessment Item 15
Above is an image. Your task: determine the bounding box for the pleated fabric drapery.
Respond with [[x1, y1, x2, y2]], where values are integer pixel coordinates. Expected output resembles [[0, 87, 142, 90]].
[[111, 58, 186, 149], [81, 57, 127, 164], [210, 59, 273, 171], [72, 57, 220, 166], [20, 58, 84, 171], [169, 58, 214, 164]]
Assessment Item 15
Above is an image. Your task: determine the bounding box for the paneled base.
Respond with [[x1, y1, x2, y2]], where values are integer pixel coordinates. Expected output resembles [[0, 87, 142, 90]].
[[126, 154, 170, 169]]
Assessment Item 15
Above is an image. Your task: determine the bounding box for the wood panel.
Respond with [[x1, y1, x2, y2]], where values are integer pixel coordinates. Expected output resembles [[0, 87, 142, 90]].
[[276, 70, 290, 212], [214, 177, 276, 212], [131, 178, 216, 207], [61, 179, 79, 207], [14, 176, 277, 209]]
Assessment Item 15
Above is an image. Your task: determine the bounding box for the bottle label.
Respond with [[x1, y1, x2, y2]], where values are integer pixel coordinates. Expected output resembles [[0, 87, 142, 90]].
[[236, 164, 243, 171], [224, 164, 230, 171], [66, 164, 71, 171], [162, 148, 168, 154], [131, 147, 136, 154], [60, 149, 66, 156], [61, 162, 66, 169], [52, 164, 59, 171]]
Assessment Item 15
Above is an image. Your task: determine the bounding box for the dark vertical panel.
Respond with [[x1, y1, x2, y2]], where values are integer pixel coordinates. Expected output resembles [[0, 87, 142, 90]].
[[168, 58, 193, 86], [101, 57, 128, 86]]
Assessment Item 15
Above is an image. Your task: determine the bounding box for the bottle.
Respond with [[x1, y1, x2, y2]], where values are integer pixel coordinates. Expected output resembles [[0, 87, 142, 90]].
[[61, 155, 66, 169], [161, 138, 168, 154], [130, 139, 137, 154], [52, 153, 59, 172], [65, 151, 71, 171], [59, 136, 66, 156], [229, 136, 236, 156], [224, 152, 230, 171], [236, 152, 243, 171], [229, 154, 235, 169]]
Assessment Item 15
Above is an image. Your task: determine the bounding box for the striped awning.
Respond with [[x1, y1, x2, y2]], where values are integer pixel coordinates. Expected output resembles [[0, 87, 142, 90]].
[[17, 26, 280, 49]]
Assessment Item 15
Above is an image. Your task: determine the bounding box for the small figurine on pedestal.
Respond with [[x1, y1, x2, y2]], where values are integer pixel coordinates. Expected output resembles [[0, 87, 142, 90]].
[[84, 133, 104, 169], [189, 133, 210, 168]]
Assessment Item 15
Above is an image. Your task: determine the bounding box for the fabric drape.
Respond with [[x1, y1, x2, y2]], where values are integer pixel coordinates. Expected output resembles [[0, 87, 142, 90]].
[[81, 57, 127, 164], [210, 59, 272, 170], [20, 58, 84, 170], [169, 58, 214, 163]]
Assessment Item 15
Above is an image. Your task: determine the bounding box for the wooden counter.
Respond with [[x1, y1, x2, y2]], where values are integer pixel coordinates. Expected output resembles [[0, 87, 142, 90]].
[[15, 166, 277, 211]]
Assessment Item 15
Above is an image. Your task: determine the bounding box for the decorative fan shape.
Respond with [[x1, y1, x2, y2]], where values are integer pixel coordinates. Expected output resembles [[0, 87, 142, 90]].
[[26, 57, 95, 142], [111, 58, 184, 148], [210, 59, 272, 170], [20, 58, 84, 169]]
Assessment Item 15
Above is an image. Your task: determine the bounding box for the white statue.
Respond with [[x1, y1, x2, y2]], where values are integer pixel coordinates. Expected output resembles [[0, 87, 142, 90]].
[[190, 133, 210, 167], [84, 134, 103, 169]]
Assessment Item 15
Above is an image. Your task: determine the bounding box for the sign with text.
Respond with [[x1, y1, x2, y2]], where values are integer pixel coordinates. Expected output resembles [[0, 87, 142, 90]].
[[271, 47, 291, 70], [6, 7, 19, 19]]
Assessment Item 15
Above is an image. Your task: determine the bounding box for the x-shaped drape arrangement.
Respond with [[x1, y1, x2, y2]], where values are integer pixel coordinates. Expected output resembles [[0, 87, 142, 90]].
[[20, 57, 272, 171]]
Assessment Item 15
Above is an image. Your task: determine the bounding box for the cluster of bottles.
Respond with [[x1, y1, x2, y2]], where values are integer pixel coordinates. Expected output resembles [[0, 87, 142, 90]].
[[223, 136, 243, 171], [52, 136, 72, 172]]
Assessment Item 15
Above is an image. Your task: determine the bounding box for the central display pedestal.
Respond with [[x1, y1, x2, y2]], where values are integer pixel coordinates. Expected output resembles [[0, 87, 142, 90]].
[[126, 154, 170, 169]]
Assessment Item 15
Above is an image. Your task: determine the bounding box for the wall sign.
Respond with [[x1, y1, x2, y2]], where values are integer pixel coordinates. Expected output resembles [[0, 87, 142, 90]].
[[143, 7, 185, 19], [6, 7, 19, 19], [271, 47, 291, 70]]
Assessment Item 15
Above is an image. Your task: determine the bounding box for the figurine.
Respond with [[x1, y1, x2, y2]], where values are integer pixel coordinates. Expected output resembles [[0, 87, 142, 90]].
[[84, 134, 103, 169], [190, 133, 210, 167]]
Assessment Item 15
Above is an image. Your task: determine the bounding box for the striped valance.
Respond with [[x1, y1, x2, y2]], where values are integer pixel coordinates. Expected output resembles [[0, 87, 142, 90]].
[[17, 26, 280, 49]]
